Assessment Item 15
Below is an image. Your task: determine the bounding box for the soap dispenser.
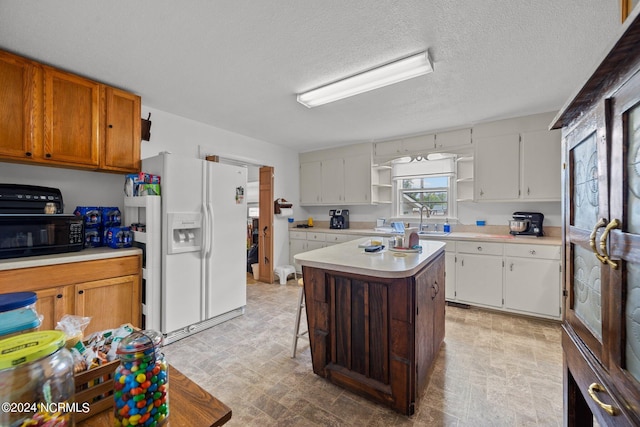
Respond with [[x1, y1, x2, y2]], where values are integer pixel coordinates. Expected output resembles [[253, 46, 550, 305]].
[[443, 218, 451, 233]]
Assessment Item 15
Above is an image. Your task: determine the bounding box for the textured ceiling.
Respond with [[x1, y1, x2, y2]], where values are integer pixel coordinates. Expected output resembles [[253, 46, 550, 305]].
[[0, 1, 621, 152]]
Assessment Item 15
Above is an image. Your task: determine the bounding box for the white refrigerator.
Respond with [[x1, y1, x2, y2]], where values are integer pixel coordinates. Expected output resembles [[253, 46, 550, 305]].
[[143, 152, 247, 343]]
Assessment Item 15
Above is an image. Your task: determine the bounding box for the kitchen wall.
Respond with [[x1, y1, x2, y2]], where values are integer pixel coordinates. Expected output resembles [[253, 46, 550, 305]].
[[0, 105, 300, 271], [139, 106, 300, 270], [302, 201, 561, 228]]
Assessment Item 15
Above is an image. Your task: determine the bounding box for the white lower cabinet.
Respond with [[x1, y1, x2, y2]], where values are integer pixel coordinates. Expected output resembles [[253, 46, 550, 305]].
[[504, 244, 561, 319], [289, 231, 359, 273], [444, 241, 456, 300], [446, 239, 561, 320], [455, 241, 504, 308]]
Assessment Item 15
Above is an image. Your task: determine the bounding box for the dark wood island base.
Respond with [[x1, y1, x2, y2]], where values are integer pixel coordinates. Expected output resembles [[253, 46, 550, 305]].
[[302, 251, 445, 415]]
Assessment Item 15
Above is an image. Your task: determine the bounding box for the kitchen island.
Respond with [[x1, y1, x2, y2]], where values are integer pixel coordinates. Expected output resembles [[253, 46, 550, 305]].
[[294, 238, 445, 415]]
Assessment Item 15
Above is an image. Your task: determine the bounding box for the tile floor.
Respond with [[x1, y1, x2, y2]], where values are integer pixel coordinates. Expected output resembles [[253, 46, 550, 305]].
[[163, 276, 563, 426]]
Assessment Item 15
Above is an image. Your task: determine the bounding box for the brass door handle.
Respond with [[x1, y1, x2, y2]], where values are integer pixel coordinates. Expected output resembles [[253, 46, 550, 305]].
[[600, 219, 620, 270], [587, 383, 617, 416], [589, 218, 608, 264]]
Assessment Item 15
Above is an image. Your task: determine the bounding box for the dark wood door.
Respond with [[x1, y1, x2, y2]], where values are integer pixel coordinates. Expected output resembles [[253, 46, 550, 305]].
[[605, 71, 640, 415], [258, 166, 274, 283], [563, 103, 611, 365]]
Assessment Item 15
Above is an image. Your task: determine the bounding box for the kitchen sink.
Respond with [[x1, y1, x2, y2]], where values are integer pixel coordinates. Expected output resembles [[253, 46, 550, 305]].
[[417, 231, 450, 236]]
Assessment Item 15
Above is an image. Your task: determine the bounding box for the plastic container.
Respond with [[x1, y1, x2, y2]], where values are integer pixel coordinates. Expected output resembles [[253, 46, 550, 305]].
[[114, 330, 169, 426], [0, 291, 41, 338], [0, 330, 75, 426], [443, 219, 451, 233]]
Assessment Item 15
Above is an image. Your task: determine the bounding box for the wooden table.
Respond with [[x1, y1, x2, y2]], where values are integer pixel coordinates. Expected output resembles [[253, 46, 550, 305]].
[[78, 365, 232, 426]]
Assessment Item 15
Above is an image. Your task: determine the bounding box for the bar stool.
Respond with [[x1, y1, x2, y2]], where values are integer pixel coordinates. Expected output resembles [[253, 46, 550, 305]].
[[291, 278, 308, 358]]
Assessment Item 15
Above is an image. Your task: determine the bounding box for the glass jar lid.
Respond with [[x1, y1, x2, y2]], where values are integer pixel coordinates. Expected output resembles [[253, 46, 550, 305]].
[[116, 329, 163, 359], [0, 330, 65, 370]]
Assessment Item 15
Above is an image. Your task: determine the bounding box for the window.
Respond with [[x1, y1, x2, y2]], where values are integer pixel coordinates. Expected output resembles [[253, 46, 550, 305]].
[[392, 156, 456, 219], [397, 176, 451, 217]]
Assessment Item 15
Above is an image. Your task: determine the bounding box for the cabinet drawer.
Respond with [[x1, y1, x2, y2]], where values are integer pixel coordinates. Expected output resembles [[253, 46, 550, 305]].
[[457, 241, 503, 256], [307, 232, 326, 242], [505, 243, 560, 260], [289, 231, 307, 240], [325, 233, 354, 244]]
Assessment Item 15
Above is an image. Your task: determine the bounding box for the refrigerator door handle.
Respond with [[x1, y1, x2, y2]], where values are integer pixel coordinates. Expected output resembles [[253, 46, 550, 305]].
[[206, 202, 214, 258], [201, 202, 209, 258]]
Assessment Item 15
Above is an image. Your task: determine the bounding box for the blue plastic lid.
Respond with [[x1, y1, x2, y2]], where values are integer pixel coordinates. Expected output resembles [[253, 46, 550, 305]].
[[0, 308, 41, 336], [0, 291, 37, 312]]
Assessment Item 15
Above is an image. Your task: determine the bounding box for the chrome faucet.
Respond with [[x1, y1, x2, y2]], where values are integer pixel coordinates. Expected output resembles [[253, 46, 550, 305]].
[[419, 205, 430, 231]]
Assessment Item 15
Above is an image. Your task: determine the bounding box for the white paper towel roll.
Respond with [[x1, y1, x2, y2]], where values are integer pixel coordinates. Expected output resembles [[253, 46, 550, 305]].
[[277, 208, 293, 217]]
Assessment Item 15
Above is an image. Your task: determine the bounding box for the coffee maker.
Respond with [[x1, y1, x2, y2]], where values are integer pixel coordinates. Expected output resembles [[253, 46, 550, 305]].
[[509, 212, 544, 237], [329, 209, 349, 229]]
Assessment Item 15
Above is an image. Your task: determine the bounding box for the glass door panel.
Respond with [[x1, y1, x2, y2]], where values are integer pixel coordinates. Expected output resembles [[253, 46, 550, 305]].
[[565, 105, 609, 361], [571, 132, 600, 230], [573, 244, 603, 341]]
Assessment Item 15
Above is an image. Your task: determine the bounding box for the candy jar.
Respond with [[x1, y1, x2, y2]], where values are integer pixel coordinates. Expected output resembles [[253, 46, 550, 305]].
[[113, 330, 168, 426], [0, 330, 74, 427]]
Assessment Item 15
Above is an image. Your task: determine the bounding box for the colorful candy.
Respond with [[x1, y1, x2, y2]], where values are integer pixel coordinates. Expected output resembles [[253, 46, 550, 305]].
[[113, 330, 168, 426]]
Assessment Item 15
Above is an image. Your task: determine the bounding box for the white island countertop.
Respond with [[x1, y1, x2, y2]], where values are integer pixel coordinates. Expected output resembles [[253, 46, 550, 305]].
[[294, 237, 445, 279]]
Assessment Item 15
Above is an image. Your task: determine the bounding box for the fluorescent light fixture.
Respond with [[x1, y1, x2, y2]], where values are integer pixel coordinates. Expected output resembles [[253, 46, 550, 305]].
[[297, 51, 433, 108]]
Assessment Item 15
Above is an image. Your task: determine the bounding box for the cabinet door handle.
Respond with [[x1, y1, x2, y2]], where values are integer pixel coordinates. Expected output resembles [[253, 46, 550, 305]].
[[510, 263, 513, 271], [587, 383, 617, 416], [529, 249, 536, 255], [45, 153, 52, 158], [600, 219, 620, 269], [108, 124, 113, 128], [78, 290, 84, 295], [527, 187, 530, 195], [589, 218, 608, 264], [25, 151, 32, 157], [461, 259, 464, 267], [56, 294, 63, 299], [477, 246, 483, 252]]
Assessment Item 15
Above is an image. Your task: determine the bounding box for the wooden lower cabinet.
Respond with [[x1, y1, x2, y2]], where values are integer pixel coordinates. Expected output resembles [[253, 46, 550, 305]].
[[302, 252, 445, 415], [75, 275, 140, 335], [34, 286, 72, 331], [0, 254, 141, 335]]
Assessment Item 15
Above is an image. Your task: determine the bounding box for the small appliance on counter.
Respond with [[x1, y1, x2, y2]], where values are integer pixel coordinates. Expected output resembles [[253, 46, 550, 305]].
[[509, 212, 544, 237], [329, 209, 349, 229], [0, 184, 84, 259]]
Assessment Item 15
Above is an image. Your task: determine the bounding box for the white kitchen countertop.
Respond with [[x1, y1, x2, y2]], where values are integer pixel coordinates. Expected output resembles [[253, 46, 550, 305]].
[[290, 226, 562, 246], [0, 247, 142, 271], [294, 237, 445, 278]]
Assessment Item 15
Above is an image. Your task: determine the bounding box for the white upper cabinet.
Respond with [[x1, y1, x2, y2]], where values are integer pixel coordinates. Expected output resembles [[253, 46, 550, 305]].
[[344, 154, 371, 203], [475, 133, 520, 201], [374, 139, 404, 157], [520, 129, 561, 200], [434, 128, 472, 149], [321, 158, 345, 204], [401, 134, 435, 153], [299, 143, 373, 206], [300, 161, 322, 204]]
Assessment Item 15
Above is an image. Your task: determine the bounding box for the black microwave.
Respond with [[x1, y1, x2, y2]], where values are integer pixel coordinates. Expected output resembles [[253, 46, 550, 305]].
[[0, 214, 84, 259], [0, 184, 84, 259]]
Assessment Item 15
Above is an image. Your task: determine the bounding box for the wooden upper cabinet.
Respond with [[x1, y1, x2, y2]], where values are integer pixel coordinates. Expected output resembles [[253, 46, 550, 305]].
[[42, 66, 100, 168], [102, 87, 141, 172], [0, 49, 141, 173], [0, 50, 40, 160]]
